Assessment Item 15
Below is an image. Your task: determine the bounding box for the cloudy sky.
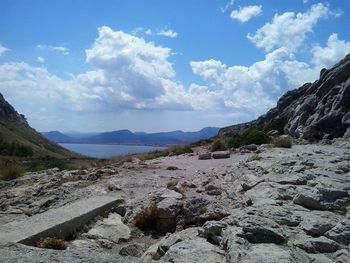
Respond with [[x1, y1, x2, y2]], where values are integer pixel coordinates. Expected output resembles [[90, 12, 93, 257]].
[[0, 0, 350, 133]]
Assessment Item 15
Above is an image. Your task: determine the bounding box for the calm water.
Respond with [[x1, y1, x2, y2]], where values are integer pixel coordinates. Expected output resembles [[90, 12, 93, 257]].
[[59, 143, 167, 159]]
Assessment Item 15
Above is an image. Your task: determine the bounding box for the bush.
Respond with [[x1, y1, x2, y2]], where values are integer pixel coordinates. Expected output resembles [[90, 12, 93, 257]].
[[170, 146, 193, 155], [273, 137, 292, 148], [134, 204, 159, 230], [210, 139, 227, 152], [0, 137, 33, 157], [37, 237, 67, 250], [263, 116, 288, 134], [0, 165, 24, 181], [227, 128, 270, 148]]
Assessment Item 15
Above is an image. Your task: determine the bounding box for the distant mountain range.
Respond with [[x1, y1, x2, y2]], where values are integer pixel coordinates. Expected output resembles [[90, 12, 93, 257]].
[[42, 127, 220, 146]]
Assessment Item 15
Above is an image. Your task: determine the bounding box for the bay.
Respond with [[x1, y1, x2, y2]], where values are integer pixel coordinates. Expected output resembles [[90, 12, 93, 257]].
[[59, 143, 167, 159]]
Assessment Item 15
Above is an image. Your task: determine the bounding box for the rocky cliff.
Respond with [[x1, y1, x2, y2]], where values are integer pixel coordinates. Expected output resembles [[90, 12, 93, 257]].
[[0, 94, 28, 125], [220, 54, 350, 140]]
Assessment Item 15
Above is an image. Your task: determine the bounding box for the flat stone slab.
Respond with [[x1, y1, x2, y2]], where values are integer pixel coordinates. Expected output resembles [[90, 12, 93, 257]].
[[0, 196, 123, 246]]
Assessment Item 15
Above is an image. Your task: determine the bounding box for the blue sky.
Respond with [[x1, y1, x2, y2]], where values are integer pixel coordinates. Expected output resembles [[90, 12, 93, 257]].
[[0, 0, 350, 132]]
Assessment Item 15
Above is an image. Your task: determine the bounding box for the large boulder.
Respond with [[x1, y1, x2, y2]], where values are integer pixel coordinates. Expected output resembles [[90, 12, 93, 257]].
[[160, 238, 225, 263], [85, 213, 131, 243]]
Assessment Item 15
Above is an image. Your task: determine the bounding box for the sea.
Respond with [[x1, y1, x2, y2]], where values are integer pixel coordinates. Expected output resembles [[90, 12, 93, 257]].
[[59, 143, 167, 159]]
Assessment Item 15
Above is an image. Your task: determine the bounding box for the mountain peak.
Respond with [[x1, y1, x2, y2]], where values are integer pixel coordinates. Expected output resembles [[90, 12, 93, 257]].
[[0, 93, 28, 125]]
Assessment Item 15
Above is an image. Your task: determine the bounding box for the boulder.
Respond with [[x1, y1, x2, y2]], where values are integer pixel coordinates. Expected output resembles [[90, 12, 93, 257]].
[[199, 221, 227, 245], [198, 153, 212, 160], [119, 243, 146, 257], [300, 211, 341, 237], [142, 227, 201, 260], [161, 238, 225, 263], [85, 213, 130, 243], [324, 220, 350, 245], [293, 194, 323, 210], [156, 197, 182, 233], [212, 151, 230, 159]]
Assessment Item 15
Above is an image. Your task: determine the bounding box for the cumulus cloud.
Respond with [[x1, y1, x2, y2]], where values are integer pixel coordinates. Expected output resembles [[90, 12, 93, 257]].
[[36, 56, 45, 63], [230, 5, 262, 23], [190, 47, 318, 117], [36, 44, 69, 55], [157, 28, 178, 38], [247, 3, 333, 52], [0, 44, 9, 57], [85, 26, 176, 103], [312, 33, 350, 69], [2, 23, 346, 129]]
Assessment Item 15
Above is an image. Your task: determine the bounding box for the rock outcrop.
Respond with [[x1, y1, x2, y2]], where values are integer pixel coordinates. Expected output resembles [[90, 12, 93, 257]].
[[220, 54, 350, 140]]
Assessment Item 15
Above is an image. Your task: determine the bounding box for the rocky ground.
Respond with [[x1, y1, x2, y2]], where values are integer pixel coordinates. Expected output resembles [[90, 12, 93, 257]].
[[0, 138, 350, 262]]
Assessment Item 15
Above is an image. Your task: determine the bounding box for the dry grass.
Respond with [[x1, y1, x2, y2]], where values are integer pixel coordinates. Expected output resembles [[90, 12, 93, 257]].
[[0, 164, 24, 181], [134, 203, 160, 230], [248, 154, 262, 162], [273, 137, 292, 148], [37, 237, 67, 250], [210, 139, 227, 152]]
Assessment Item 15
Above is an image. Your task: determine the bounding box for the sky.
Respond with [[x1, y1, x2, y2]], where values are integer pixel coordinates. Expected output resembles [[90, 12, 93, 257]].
[[0, 0, 350, 133]]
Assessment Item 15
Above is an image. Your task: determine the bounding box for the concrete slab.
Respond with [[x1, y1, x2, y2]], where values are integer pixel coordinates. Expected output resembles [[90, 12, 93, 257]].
[[0, 196, 123, 246]]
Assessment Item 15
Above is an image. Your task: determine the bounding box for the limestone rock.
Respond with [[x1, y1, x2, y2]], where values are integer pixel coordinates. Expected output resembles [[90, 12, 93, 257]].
[[293, 193, 323, 210], [160, 238, 225, 263], [119, 243, 146, 257], [293, 237, 341, 253], [85, 213, 130, 243], [241, 226, 285, 244], [324, 220, 350, 245], [68, 239, 101, 250]]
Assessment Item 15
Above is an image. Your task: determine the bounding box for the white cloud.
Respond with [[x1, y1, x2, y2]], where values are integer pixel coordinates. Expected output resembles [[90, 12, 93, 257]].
[[2, 24, 345, 130], [37, 44, 69, 55], [36, 56, 45, 63], [230, 5, 262, 23], [221, 0, 235, 13], [157, 28, 178, 38], [85, 26, 175, 102], [312, 33, 350, 69], [190, 47, 318, 117], [0, 44, 9, 57], [145, 29, 152, 35], [247, 3, 332, 52]]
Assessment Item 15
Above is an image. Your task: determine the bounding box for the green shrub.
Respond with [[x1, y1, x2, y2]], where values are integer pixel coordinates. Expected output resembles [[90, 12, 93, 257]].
[[273, 137, 292, 148], [227, 128, 270, 148], [0, 137, 33, 157], [37, 237, 67, 250], [210, 139, 227, 152], [0, 165, 24, 181], [263, 116, 288, 134]]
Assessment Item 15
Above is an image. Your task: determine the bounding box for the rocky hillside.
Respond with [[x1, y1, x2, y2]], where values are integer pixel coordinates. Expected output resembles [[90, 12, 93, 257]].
[[220, 54, 350, 140], [0, 93, 79, 164]]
